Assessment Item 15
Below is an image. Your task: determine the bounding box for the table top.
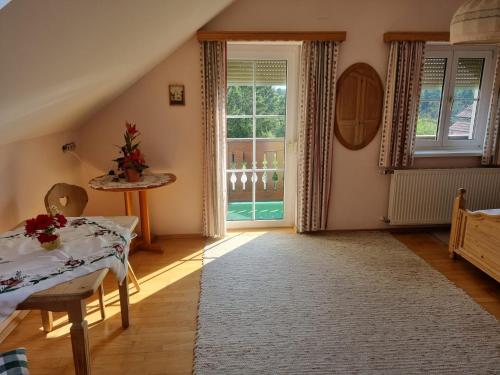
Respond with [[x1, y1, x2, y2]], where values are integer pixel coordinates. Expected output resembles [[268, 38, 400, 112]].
[[89, 172, 176, 192], [18, 269, 109, 308], [17, 216, 138, 307]]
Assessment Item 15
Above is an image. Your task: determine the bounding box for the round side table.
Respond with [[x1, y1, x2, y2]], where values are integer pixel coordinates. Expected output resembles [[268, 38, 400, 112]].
[[89, 173, 177, 253]]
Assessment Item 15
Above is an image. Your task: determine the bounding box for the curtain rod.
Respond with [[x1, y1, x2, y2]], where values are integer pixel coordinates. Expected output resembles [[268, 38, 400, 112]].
[[383, 32, 450, 42], [197, 31, 347, 42]]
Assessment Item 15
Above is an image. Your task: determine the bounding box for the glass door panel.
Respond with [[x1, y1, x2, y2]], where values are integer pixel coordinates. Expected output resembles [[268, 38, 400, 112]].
[[226, 59, 287, 222], [447, 57, 484, 140], [416, 57, 447, 140]]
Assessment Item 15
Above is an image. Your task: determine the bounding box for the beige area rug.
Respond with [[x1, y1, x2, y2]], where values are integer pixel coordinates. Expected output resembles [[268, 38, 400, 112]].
[[194, 232, 500, 374]]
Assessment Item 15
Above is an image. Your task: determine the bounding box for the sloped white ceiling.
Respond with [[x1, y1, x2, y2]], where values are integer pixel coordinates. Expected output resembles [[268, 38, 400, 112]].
[[0, 0, 233, 144]]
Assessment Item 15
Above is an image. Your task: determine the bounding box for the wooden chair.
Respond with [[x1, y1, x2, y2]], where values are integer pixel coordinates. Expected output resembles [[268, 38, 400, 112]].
[[44, 183, 88, 217], [42, 183, 140, 332]]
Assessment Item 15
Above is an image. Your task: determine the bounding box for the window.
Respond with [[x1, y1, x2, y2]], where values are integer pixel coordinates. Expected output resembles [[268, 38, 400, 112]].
[[415, 45, 495, 154], [0, 0, 11, 10]]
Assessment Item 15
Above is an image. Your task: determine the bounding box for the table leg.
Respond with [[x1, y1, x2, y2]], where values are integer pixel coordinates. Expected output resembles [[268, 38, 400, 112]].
[[124, 191, 133, 216], [138, 190, 151, 245], [68, 301, 91, 375], [98, 284, 106, 320], [137, 190, 163, 253], [118, 274, 130, 329], [128, 262, 141, 292], [41, 310, 53, 332]]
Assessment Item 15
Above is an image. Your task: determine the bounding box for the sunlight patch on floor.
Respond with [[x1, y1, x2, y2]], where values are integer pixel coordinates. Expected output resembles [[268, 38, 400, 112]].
[[44, 247, 204, 339], [27, 233, 290, 340], [203, 232, 267, 265]]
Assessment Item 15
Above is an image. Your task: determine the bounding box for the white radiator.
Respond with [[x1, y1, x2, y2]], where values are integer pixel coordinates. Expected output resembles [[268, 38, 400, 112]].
[[388, 168, 500, 225]]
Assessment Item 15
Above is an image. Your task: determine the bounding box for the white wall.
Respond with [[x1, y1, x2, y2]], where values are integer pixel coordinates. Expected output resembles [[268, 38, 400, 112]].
[[77, 0, 468, 234], [205, 0, 468, 230], [77, 38, 203, 235], [0, 130, 83, 231]]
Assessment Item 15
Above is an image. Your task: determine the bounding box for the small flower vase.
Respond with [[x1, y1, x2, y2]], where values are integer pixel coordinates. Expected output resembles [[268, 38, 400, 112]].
[[125, 168, 141, 182], [41, 235, 61, 251]]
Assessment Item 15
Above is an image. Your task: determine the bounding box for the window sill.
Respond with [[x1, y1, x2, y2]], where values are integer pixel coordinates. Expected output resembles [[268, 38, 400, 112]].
[[414, 149, 482, 158]]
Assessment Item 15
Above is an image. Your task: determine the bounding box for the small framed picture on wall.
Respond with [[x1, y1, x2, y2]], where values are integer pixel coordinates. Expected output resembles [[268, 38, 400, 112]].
[[169, 84, 185, 105]]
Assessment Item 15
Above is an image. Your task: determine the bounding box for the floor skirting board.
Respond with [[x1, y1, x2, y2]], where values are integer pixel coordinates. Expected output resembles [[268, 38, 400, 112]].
[[0, 311, 29, 344], [156, 233, 205, 239]]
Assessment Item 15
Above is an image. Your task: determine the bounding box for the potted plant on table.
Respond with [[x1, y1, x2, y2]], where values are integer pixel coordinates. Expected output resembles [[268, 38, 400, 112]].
[[25, 214, 67, 250], [114, 122, 149, 182]]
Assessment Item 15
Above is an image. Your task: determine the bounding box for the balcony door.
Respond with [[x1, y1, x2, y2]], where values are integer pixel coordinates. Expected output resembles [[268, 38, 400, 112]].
[[226, 44, 299, 228]]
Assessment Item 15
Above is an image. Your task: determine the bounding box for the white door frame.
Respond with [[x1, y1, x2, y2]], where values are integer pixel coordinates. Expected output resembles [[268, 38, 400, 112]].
[[226, 42, 301, 229]]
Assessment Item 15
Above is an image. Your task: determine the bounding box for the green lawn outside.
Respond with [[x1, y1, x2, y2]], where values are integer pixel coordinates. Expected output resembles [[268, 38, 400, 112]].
[[416, 118, 438, 137], [228, 201, 284, 221]]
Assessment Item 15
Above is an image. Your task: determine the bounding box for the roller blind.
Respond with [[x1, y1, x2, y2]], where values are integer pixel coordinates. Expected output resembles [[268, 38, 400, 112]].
[[228, 60, 287, 85], [421, 58, 447, 87], [455, 57, 484, 88]]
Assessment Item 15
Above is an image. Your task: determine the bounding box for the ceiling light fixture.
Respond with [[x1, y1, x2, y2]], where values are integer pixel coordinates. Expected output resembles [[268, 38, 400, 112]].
[[450, 0, 500, 44]]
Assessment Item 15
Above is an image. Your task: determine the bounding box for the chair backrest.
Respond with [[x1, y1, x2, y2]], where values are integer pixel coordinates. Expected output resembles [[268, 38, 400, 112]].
[[44, 183, 88, 216]]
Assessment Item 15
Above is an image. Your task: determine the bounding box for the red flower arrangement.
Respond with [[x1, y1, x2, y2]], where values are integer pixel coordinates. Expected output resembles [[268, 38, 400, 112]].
[[25, 214, 67, 248], [114, 122, 148, 182], [126, 122, 138, 136]]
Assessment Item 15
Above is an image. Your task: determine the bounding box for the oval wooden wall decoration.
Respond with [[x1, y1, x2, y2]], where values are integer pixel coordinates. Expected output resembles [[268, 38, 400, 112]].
[[334, 63, 383, 150]]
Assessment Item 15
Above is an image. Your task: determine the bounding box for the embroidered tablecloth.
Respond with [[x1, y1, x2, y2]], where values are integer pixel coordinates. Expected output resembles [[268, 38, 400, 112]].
[[89, 173, 173, 190], [0, 217, 133, 323]]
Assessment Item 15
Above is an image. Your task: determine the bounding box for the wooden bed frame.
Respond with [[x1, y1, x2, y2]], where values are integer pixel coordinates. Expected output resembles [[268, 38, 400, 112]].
[[449, 188, 500, 283]]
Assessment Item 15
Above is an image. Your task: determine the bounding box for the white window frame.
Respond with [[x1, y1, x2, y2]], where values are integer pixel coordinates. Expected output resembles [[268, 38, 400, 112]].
[[226, 43, 300, 229], [415, 44, 496, 156]]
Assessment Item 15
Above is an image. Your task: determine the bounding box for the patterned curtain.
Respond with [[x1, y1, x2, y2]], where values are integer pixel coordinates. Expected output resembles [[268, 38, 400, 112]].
[[379, 41, 425, 169], [482, 49, 500, 166], [297, 41, 339, 233], [200, 41, 227, 238]]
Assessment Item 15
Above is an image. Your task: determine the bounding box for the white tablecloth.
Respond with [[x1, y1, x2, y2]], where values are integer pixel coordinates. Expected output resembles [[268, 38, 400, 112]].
[[0, 217, 133, 323]]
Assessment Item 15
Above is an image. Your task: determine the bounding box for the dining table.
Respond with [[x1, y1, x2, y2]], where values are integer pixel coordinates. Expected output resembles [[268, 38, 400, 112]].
[[6, 215, 138, 375]]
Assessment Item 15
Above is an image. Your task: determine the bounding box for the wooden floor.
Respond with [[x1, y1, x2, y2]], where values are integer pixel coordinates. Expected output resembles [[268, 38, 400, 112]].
[[0, 237, 205, 375], [394, 232, 500, 319], [0, 231, 498, 374]]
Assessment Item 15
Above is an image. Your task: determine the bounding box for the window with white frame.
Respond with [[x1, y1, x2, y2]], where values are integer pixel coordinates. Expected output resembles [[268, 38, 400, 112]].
[[415, 44, 496, 154]]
